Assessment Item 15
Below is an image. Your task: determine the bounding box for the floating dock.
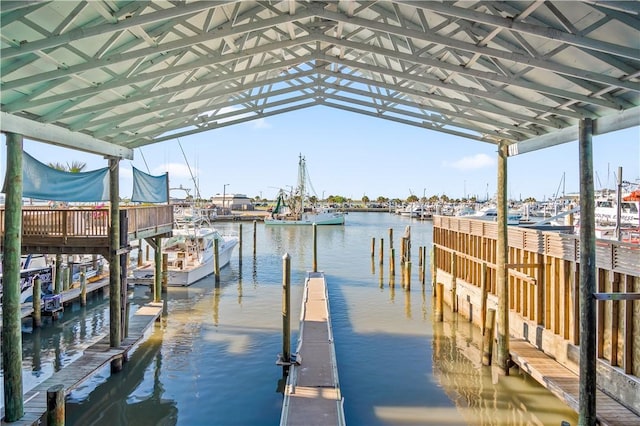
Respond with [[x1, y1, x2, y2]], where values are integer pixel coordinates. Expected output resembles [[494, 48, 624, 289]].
[[280, 272, 345, 426], [1, 301, 163, 425]]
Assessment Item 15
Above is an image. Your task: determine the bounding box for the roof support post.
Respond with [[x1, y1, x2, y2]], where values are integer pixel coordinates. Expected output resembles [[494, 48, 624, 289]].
[[2, 132, 25, 421], [109, 158, 122, 348], [578, 118, 597, 426], [496, 141, 510, 374]]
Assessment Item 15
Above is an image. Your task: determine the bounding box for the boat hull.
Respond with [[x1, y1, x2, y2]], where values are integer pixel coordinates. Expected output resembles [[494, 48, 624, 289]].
[[132, 239, 237, 286], [264, 212, 345, 225]]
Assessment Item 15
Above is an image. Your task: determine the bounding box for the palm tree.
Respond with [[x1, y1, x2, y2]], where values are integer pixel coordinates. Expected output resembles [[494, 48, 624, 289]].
[[48, 161, 87, 173]]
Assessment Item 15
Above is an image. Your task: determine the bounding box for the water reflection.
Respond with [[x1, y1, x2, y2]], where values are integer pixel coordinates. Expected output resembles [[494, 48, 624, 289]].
[[431, 307, 579, 426]]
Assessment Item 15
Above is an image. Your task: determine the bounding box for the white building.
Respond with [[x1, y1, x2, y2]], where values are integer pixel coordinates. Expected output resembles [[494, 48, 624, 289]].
[[210, 193, 254, 211]]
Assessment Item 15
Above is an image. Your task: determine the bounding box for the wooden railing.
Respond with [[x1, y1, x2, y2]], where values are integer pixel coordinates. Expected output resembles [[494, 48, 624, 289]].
[[0, 205, 173, 244], [432, 215, 640, 412]]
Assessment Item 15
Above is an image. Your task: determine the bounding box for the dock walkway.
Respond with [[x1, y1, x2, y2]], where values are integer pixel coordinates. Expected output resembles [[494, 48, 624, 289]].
[[1, 301, 163, 425], [280, 272, 345, 426], [509, 339, 639, 426]]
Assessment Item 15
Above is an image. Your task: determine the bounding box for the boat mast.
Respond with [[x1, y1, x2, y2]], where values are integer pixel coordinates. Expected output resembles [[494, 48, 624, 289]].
[[297, 154, 306, 216]]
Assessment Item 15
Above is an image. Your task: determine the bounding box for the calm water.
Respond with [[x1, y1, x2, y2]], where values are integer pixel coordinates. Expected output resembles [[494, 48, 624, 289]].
[[9, 213, 578, 425]]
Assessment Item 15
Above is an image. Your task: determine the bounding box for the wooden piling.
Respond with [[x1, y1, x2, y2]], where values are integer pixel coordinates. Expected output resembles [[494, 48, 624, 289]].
[[401, 237, 406, 263], [435, 283, 444, 322], [46, 384, 65, 426], [578, 117, 596, 425], [33, 277, 42, 328], [312, 223, 318, 272], [282, 253, 291, 364], [405, 261, 411, 290], [482, 309, 496, 366], [239, 223, 243, 266], [137, 239, 143, 267], [2, 132, 24, 421], [214, 238, 220, 283], [431, 247, 437, 296], [390, 248, 395, 276], [495, 141, 510, 373], [253, 220, 257, 256], [62, 265, 69, 291], [480, 262, 488, 334], [371, 237, 375, 258], [154, 237, 162, 302], [80, 266, 87, 307], [162, 253, 168, 294], [451, 253, 458, 312], [379, 238, 384, 265], [146, 245, 150, 262], [389, 228, 393, 249], [54, 254, 63, 294], [421, 246, 427, 285], [108, 157, 122, 349]]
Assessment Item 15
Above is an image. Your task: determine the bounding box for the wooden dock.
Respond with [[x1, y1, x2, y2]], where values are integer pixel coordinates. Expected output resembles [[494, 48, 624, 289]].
[[1, 301, 163, 425], [509, 339, 639, 426], [280, 272, 345, 426]]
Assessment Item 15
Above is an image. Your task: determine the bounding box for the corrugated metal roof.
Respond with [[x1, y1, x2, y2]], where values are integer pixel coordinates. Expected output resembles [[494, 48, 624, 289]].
[[1, 1, 638, 158]]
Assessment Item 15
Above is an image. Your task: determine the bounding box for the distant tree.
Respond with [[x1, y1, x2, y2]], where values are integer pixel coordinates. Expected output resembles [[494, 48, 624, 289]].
[[376, 196, 388, 203], [524, 197, 537, 203], [48, 161, 87, 173], [362, 195, 370, 204], [308, 195, 318, 205], [407, 194, 419, 203]]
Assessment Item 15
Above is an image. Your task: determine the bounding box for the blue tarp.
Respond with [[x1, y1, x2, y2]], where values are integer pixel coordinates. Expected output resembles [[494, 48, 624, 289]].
[[3, 151, 110, 201], [131, 167, 168, 203]]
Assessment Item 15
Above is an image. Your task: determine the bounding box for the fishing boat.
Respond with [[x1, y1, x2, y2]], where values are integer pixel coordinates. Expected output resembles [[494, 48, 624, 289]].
[[264, 154, 345, 226], [132, 226, 238, 286], [0, 254, 54, 304]]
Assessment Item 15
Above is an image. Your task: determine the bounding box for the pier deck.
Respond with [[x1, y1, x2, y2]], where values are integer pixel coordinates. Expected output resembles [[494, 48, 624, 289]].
[[509, 339, 639, 426], [1, 301, 163, 425], [280, 272, 345, 426]]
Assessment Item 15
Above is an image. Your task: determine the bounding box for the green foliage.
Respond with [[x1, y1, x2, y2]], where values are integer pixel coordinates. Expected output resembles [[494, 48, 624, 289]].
[[48, 161, 87, 173]]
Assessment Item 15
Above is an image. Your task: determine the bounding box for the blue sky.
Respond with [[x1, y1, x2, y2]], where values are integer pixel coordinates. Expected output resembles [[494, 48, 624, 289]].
[[1, 107, 639, 202]]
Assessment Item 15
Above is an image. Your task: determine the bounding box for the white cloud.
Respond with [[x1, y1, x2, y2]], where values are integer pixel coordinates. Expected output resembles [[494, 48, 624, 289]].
[[152, 162, 196, 179], [252, 118, 271, 129], [443, 153, 495, 170]]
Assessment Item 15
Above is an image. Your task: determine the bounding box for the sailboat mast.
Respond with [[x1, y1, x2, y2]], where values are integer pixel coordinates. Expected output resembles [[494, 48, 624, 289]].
[[298, 154, 306, 214]]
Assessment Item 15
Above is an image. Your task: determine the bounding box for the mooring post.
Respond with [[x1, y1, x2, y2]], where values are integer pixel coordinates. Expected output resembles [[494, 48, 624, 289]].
[[389, 228, 393, 249], [480, 262, 488, 333], [108, 157, 122, 349], [431, 247, 437, 297], [371, 237, 375, 258], [379, 238, 384, 265], [154, 237, 162, 302], [451, 253, 458, 312], [214, 238, 220, 284], [137, 239, 143, 267], [405, 261, 411, 290], [253, 220, 257, 256], [161, 253, 168, 295], [421, 246, 427, 285], [55, 254, 63, 294], [146, 245, 150, 262], [312, 223, 318, 272], [62, 265, 69, 291], [80, 266, 87, 307], [282, 253, 291, 364], [46, 384, 65, 426], [578, 118, 597, 425], [482, 308, 496, 366], [390, 248, 395, 276], [2, 132, 24, 422], [238, 223, 243, 266], [495, 142, 510, 374], [33, 277, 42, 328], [435, 283, 444, 322]]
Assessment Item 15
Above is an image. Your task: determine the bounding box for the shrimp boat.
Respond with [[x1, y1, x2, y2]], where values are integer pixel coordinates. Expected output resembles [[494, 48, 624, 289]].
[[265, 154, 345, 226], [132, 224, 238, 286]]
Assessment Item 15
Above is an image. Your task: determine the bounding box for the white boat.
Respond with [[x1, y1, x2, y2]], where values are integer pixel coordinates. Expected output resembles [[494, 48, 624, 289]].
[[265, 154, 345, 226], [0, 254, 54, 304], [470, 206, 523, 225], [594, 190, 640, 228], [132, 227, 238, 286]]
